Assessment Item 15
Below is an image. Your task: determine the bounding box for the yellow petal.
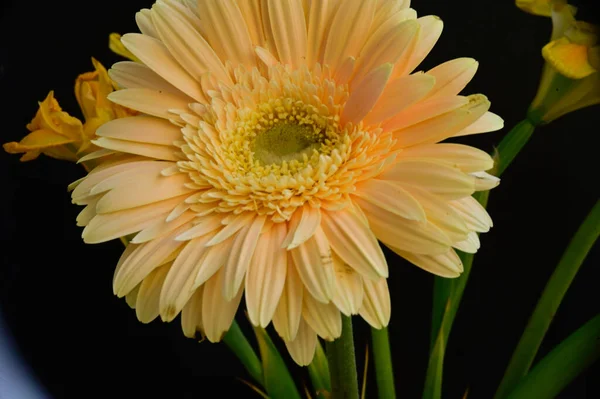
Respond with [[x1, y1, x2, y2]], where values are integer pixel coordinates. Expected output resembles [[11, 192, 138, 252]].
[[515, 0, 553, 17], [542, 38, 597, 79], [109, 33, 141, 62]]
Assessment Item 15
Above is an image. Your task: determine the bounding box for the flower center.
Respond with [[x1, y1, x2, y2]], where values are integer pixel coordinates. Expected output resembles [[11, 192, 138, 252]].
[[252, 122, 323, 165]]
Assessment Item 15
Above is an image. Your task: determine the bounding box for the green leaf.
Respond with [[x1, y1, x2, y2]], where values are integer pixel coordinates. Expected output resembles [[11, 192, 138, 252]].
[[495, 199, 600, 398], [422, 324, 446, 399], [308, 340, 331, 399], [426, 118, 537, 397], [253, 326, 302, 399], [506, 313, 600, 399], [223, 320, 264, 386]]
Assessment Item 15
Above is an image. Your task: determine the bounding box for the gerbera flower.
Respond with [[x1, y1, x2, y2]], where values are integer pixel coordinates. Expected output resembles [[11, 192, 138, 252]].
[[71, 0, 502, 366]]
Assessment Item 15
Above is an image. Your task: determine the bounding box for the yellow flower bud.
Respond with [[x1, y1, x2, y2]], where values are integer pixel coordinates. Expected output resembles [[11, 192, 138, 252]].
[[522, 2, 600, 124], [3, 91, 83, 161], [4, 59, 137, 162]]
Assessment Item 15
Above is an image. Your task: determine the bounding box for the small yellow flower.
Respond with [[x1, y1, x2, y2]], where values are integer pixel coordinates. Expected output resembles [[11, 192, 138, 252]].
[[3, 91, 83, 161], [524, 2, 600, 124], [4, 58, 136, 162]]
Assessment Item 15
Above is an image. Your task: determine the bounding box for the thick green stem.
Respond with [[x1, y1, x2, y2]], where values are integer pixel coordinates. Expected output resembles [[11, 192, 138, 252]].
[[371, 327, 396, 399], [327, 316, 360, 399], [494, 199, 600, 399], [223, 320, 264, 386]]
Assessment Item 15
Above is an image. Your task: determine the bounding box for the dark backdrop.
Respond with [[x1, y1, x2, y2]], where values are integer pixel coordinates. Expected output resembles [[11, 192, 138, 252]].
[[1, 1, 599, 398]]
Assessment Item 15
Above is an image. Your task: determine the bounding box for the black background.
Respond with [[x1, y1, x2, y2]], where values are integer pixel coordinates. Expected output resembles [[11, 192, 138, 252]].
[[1, 0, 599, 398]]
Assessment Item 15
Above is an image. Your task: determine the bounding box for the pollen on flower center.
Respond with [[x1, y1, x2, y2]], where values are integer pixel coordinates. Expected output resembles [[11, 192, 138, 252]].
[[253, 123, 322, 165]]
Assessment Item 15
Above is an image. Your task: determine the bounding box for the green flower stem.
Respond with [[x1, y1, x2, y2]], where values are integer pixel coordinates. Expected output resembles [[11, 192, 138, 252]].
[[506, 313, 600, 399], [427, 118, 537, 396], [371, 327, 396, 399], [430, 119, 536, 349], [494, 119, 536, 176], [327, 316, 360, 399], [424, 191, 489, 399], [494, 199, 600, 399], [223, 320, 264, 386]]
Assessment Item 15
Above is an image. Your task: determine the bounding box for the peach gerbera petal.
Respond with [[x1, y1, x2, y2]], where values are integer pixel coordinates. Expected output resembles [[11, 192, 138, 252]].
[[284, 318, 318, 366], [109, 62, 182, 95], [246, 223, 288, 327]]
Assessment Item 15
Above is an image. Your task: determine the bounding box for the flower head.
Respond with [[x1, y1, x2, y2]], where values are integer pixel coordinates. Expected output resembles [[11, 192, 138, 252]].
[[524, 2, 600, 124], [4, 59, 137, 163], [72, 0, 501, 366]]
